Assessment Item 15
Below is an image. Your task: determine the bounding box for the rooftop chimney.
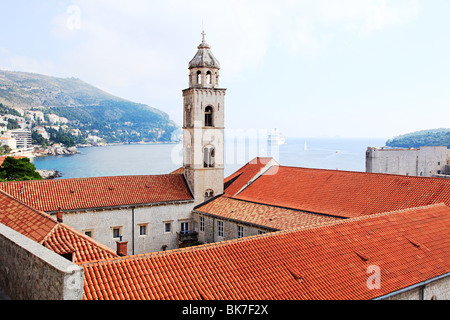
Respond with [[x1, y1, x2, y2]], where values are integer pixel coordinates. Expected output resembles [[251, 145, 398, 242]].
[[57, 207, 63, 223], [116, 236, 128, 257]]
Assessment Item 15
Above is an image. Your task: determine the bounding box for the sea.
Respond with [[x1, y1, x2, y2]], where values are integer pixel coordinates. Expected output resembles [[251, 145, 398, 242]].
[[31, 137, 387, 179]]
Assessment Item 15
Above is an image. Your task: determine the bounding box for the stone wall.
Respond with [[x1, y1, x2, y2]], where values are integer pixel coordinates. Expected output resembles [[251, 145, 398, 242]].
[[366, 146, 449, 177], [0, 223, 84, 300], [383, 275, 450, 300], [194, 213, 273, 244]]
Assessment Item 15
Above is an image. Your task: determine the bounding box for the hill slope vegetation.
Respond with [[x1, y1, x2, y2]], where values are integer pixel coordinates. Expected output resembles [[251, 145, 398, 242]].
[[0, 70, 177, 143], [386, 128, 450, 148]]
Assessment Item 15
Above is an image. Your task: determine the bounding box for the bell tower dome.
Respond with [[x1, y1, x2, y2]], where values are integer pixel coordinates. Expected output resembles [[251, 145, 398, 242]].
[[188, 31, 221, 89], [183, 31, 226, 205]]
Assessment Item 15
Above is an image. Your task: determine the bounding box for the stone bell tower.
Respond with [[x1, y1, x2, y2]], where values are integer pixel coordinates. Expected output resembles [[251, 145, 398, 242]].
[[183, 31, 226, 206]]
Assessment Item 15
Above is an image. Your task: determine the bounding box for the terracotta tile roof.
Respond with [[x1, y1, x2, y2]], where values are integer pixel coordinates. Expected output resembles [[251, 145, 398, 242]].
[[0, 189, 55, 243], [0, 174, 193, 213], [234, 165, 450, 218], [195, 196, 341, 230], [0, 189, 118, 263], [223, 157, 276, 196], [170, 167, 183, 174], [80, 204, 450, 300], [43, 224, 118, 264]]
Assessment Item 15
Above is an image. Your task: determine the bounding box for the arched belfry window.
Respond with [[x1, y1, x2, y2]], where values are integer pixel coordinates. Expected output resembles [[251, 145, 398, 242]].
[[203, 145, 215, 168], [205, 106, 213, 127], [206, 71, 211, 84], [197, 71, 202, 84], [204, 189, 214, 201]]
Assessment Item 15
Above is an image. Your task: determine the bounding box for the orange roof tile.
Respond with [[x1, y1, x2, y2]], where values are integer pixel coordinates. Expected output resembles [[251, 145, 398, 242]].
[[0, 174, 193, 213], [170, 167, 183, 174], [43, 224, 118, 264], [81, 204, 450, 300], [195, 196, 341, 230], [0, 189, 56, 243], [223, 157, 276, 196], [0, 189, 118, 263], [234, 165, 450, 218]]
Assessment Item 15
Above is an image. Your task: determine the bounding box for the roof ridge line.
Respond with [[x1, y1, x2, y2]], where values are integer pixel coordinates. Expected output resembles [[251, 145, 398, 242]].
[[277, 165, 450, 181], [234, 159, 278, 196], [226, 197, 348, 220]]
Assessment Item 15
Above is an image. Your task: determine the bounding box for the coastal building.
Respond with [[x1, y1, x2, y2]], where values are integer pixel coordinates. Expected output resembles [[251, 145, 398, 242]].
[[0, 33, 449, 300], [366, 146, 450, 178], [32, 126, 50, 140], [10, 130, 32, 149], [0, 137, 16, 150], [25, 110, 45, 122], [47, 114, 61, 125]]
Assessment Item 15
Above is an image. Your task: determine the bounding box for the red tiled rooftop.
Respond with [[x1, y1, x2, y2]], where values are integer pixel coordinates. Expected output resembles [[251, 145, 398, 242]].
[[81, 204, 450, 300], [43, 224, 118, 264], [223, 157, 275, 196], [170, 167, 183, 174], [195, 196, 341, 230], [0, 174, 193, 213], [0, 189, 118, 263], [234, 165, 450, 218], [0, 190, 55, 243]]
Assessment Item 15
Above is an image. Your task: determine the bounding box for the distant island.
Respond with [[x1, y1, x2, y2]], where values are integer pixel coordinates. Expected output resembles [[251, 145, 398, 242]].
[[0, 69, 179, 156], [386, 128, 450, 148]]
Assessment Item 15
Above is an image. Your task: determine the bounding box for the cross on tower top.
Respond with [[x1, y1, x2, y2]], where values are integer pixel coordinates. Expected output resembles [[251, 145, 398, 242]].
[[201, 30, 206, 43]]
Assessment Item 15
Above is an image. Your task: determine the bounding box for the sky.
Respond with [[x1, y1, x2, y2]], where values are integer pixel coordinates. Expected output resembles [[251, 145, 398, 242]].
[[0, 0, 449, 139]]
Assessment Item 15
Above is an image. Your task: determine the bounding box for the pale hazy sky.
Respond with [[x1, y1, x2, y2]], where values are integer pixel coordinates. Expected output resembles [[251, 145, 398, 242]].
[[1, 0, 449, 139]]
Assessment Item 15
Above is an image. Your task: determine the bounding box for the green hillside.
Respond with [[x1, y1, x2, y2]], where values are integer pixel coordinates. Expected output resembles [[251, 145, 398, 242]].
[[0, 70, 178, 143], [386, 128, 450, 148]]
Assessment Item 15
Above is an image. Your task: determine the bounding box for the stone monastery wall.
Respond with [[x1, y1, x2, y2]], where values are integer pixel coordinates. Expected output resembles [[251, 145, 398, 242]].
[[0, 223, 84, 300]]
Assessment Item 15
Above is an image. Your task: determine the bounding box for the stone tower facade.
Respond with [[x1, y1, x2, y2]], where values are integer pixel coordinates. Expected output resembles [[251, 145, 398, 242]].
[[183, 32, 226, 206]]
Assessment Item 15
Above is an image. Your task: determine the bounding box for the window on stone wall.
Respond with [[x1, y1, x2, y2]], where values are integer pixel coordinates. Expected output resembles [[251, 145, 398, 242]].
[[139, 224, 148, 236], [237, 226, 244, 238], [206, 71, 211, 84], [164, 222, 172, 233], [204, 189, 214, 201], [84, 230, 94, 238], [199, 216, 205, 232], [112, 227, 122, 239], [197, 71, 202, 84], [203, 145, 215, 168], [205, 106, 213, 127], [217, 220, 224, 237], [180, 222, 189, 235]]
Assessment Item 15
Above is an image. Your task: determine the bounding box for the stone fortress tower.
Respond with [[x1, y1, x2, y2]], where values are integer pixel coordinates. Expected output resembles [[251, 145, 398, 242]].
[[183, 31, 226, 205]]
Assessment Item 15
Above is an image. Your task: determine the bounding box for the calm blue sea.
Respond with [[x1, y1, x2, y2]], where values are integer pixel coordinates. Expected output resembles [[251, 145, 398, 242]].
[[31, 138, 387, 179]]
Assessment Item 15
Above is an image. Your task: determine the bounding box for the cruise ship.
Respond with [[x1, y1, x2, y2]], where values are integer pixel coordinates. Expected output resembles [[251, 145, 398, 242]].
[[268, 128, 286, 145]]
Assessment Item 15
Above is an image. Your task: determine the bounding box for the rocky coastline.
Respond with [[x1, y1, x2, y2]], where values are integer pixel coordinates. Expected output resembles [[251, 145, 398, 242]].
[[34, 145, 79, 157], [37, 169, 62, 180]]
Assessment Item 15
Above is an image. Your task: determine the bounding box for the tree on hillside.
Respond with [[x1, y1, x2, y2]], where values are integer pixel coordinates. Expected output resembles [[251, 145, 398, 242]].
[[0, 157, 42, 181]]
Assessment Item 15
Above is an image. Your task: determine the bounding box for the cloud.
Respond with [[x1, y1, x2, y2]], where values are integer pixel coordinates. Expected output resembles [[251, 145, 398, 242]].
[[47, 1, 421, 76], [1, 0, 421, 127]]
